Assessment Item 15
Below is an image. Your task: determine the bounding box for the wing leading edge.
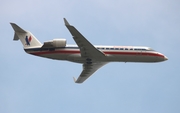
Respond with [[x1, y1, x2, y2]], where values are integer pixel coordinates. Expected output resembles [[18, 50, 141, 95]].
[[64, 18, 107, 83], [64, 18, 105, 59]]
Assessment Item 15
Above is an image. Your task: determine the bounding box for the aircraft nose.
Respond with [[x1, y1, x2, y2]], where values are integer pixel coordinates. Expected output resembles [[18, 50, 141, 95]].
[[164, 56, 168, 61]]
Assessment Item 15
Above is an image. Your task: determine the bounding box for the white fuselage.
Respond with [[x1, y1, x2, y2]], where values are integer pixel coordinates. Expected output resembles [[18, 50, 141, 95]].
[[24, 45, 168, 63], [11, 20, 168, 83]]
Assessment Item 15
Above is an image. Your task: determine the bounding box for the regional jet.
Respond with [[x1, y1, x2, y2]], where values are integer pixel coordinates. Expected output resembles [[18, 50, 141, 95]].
[[10, 18, 168, 83]]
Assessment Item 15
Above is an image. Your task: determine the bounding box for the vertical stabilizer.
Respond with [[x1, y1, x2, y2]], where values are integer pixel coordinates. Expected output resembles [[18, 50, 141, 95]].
[[10, 23, 42, 48]]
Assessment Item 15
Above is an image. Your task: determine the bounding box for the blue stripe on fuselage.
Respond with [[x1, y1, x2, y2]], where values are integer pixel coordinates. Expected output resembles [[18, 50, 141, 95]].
[[24, 46, 79, 52]]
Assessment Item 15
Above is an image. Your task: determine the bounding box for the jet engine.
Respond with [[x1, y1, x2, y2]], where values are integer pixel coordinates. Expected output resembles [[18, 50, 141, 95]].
[[42, 39, 66, 48]]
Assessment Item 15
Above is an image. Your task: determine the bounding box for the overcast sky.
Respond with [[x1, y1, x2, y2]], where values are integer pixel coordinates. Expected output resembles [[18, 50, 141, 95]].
[[1, 0, 180, 113]]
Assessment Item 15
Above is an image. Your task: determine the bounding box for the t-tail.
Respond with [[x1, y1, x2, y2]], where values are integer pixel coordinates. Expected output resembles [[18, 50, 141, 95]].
[[10, 23, 42, 48]]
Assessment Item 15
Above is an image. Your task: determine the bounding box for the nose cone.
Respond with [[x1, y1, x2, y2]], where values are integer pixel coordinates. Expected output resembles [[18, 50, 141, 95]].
[[164, 56, 168, 61]]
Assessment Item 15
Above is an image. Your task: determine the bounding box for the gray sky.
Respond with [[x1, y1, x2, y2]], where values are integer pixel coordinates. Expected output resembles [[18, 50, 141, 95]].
[[1, 0, 180, 113]]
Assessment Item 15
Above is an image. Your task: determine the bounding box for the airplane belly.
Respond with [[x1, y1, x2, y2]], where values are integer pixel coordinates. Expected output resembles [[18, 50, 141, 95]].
[[105, 53, 162, 63], [105, 54, 127, 62], [38, 53, 69, 60], [40, 53, 83, 62], [66, 54, 84, 63]]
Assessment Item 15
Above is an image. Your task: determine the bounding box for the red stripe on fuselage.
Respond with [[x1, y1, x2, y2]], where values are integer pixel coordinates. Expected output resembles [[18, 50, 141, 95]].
[[30, 50, 80, 55], [28, 49, 164, 58], [104, 51, 164, 58]]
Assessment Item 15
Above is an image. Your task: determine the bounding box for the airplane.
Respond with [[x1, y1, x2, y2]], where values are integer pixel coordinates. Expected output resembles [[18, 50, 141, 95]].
[[10, 18, 168, 83]]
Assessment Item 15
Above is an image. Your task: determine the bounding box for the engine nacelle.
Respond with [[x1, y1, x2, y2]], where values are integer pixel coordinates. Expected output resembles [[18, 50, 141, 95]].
[[42, 39, 66, 48], [52, 39, 66, 47]]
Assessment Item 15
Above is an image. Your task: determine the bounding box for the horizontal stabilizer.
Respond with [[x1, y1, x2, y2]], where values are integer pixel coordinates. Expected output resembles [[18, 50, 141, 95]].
[[13, 33, 19, 40], [10, 23, 27, 33]]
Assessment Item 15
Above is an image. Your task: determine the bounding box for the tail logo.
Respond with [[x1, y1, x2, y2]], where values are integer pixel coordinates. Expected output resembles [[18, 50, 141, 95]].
[[25, 36, 32, 45]]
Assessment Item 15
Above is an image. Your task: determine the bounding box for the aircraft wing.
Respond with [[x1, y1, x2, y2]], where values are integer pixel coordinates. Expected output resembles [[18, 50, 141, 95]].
[[64, 18, 107, 83], [64, 18, 105, 59], [74, 62, 107, 83]]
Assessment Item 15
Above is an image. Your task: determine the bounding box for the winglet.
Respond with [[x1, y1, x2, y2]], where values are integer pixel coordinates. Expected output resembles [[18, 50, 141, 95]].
[[73, 77, 77, 83], [63, 18, 70, 26]]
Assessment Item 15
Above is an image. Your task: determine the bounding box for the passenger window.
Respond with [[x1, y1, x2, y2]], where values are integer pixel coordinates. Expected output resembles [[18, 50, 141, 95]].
[[125, 48, 128, 50], [106, 48, 110, 50], [130, 48, 133, 50], [110, 48, 114, 50], [120, 48, 124, 50], [115, 48, 119, 50]]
